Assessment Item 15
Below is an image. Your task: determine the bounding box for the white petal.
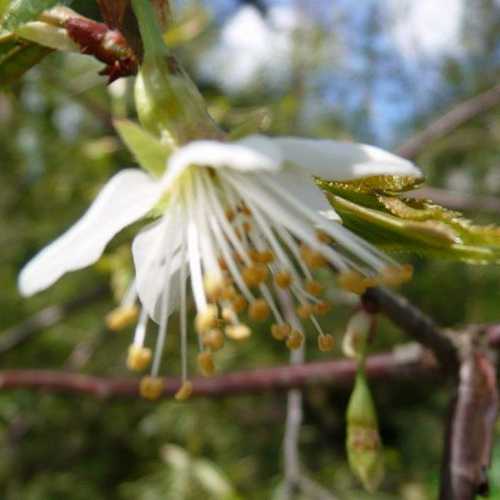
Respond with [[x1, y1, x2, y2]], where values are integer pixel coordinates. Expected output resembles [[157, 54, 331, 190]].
[[167, 135, 282, 176], [132, 220, 185, 324], [272, 137, 422, 180], [19, 169, 161, 296], [264, 167, 341, 221]]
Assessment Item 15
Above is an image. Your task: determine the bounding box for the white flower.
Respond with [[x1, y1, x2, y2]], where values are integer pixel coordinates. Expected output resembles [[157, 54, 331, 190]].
[[18, 134, 421, 399]]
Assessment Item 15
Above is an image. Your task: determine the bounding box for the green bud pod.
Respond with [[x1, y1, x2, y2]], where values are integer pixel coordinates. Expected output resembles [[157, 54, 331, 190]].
[[346, 370, 384, 492]]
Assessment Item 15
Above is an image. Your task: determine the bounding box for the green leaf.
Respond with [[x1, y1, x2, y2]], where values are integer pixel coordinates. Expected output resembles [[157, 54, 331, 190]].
[[114, 118, 171, 177], [320, 179, 500, 264], [1, 0, 73, 30], [0, 36, 51, 87]]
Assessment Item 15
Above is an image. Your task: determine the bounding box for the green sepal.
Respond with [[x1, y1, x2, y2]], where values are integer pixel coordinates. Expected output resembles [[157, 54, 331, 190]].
[[114, 119, 171, 178], [319, 178, 500, 264], [346, 369, 385, 493]]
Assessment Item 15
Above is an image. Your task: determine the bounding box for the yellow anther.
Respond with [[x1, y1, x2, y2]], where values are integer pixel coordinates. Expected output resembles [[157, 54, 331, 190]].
[[305, 280, 323, 296], [242, 221, 252, 233], [139, 376, 165, 400], [198, 351, 216, 377], [242, 263, 269, 287], [225, 208, 236, 221], [195, 305, 219, 335], [127, 345, 152, 372], [300, 244, 326, 269], [232, 294, 248, 314], [249, 299, 271, 321], [271, 323, 291, 341], [313, 301, 332, 316], [318, 334, 335, 352], [174, 380, 193, 401], [286, 330, 304, 350], [316, 230, 332, 244], [221, 285, 237, 301], [258, 250, 274, 264], [203, 329, 225, 351], [225, 324, 252, 341], [204, 273, 224, 301], [239, 203, 252, 216], [379, 264, 413, 287], [222, 306, 237, 323], [105, 305, 139, 332], [274, 271, 292, 289], [249, 249, 261, 263], [218, 257, 228, 271], [296, 303, 313, 319], [338, 270, 371, 295]]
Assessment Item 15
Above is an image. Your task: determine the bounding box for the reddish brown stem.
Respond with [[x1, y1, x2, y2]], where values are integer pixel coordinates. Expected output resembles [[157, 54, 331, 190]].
[[0, 349, 437, 399]]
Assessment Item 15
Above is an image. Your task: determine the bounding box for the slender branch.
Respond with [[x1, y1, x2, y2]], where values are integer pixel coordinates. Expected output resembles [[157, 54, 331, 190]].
[[0, 348, 438, 399], [363, 287, 459, 372], [0, 286, 108, 354], [397, 83, 500, 160]]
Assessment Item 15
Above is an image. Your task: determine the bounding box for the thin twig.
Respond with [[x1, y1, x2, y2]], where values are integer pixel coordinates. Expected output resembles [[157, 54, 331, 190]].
[[0, 348, 438, 399], [0, 286, 108, 354], [363, 287, 459, 372], [397, 83, 500, 160]]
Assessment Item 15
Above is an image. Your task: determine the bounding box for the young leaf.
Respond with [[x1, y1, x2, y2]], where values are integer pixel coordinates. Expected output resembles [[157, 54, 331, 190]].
[[319, 178, 500, 264]]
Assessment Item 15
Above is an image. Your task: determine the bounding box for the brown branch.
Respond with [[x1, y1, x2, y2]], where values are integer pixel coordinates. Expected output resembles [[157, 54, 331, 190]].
[[397, 83, 500, 160], [0, 286, 108, 354], [0, 348, 438, 399], [363, 287, 460, 372], [440, 344, 498, 500]]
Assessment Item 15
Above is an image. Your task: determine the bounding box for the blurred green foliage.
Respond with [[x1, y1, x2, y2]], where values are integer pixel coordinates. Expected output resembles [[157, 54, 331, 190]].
[[0, 1, 500, 499]]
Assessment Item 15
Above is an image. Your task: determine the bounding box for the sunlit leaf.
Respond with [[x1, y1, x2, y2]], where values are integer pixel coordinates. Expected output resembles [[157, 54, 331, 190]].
[[321, 179, 500, 264]]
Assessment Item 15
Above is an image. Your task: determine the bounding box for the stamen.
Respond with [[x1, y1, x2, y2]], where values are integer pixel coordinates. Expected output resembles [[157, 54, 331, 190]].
[[271, 323, 291, 341], [202, 329, 225, 351], [275, 271, 293, 289], [305, 280, 323, 296], [139, 376, 165, 400], [313, 301, 332, 316], [296, 303, 313, 319], [175, 380, 193, 401], [242, 263, 269, 287], [232, 294, 248, 313], [198, 351, 216, 376], [318, 334, 335, 352], [127, 345, 152, 372], [195, 304, 219, 334], [204, 272, 225, 301], [249, 299, 271, 321], [106, 305, 139, 332], [225, 324, 252, 341], [286, 330, 304, 350]]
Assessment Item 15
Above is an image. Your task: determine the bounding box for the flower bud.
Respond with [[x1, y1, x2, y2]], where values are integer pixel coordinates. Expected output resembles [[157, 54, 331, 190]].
[[346, 371, 384, 493]]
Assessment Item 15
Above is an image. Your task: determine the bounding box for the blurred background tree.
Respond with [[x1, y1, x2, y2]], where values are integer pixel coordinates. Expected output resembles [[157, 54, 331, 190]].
[[0, 0, 499, 498]]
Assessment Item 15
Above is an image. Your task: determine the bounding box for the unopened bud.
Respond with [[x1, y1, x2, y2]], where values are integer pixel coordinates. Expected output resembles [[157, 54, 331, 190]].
[[346, 371, 384, 493]]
